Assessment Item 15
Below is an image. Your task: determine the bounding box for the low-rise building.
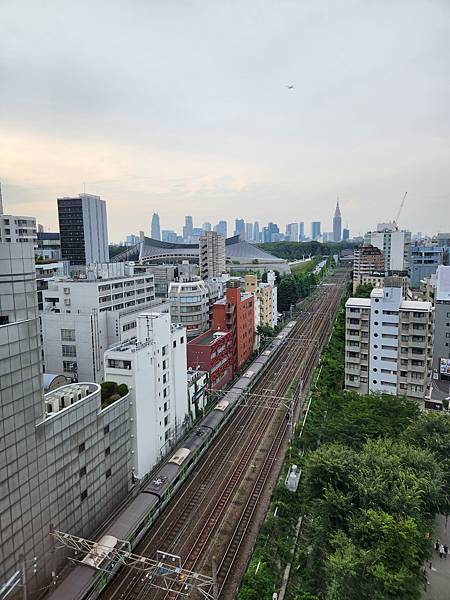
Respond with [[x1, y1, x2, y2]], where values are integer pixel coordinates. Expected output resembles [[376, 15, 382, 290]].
[[410, 244, 444, 289], [213, 280, 255, 373], [169, 279, 210, 338], [345, 277, 433, 401], [187, 369, 209, 420], [0, 211, 37, 244], [187, 329, 233, 390], [41, 266, 157, 381], [104, 312, 188, 479], [431, 266, 450, 385], [244, 271, 278, 328], [36, 230, 61, 260], [353, 244, 385, 292]]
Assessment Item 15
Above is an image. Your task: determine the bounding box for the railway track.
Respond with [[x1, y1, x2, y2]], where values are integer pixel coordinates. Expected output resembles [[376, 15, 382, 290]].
[[101, 268, 349, 600]]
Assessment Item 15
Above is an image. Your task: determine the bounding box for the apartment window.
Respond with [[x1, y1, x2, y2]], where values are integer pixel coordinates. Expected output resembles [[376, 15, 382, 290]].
[[162, 360, 167, 370], [104, 425, 110, 434], [80, 490, 88, 501], [164, 415, 169, 426], [180, 337, 184, 344], [446, 333, 450, 339], [163, 387, 168, 397], [164, 402, 168, 412], [62, 344, 77, 357], [173, 340, 177, 348], [105, 447, 110, 456], [80, 466, 86, 477], [61, 329, 76, 341], [123, 322, 136, 332], [78, 442, 85, 453], [63, 360, 77, 373], [106, 468, 112, 479], [162, 345, 167, 356]]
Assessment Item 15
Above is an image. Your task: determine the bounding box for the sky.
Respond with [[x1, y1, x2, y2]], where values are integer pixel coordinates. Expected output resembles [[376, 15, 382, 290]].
[[0, 0, 449, 240]]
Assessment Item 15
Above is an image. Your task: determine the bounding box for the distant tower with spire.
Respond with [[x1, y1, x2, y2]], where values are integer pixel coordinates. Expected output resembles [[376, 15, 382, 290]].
[[151, 212, 161, 240], [333, 199, 342, 242]]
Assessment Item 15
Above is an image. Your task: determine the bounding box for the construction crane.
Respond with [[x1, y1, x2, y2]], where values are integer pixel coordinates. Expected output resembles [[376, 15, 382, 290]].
[[394, 191, 407, 228]]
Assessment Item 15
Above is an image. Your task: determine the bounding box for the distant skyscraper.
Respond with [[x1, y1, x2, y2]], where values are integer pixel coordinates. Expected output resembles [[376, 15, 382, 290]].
[[245, 222, 253, 242], [162, 229, 178, 243], [311, 221, 321, 241], [263, 222, 280, 243], [342, 227, 350, 241], [253, 221, 260, 243], [202, 222, 212, 232], [286, 223, 299, 242], [183, 215, 193, 241], [151, 212, 161, 240], [234, 218, 245, 239], [299, 222, 305, 241], [333, 200, 342, 242], [214, 220, 227, 238], [58, 193, 108, 265]]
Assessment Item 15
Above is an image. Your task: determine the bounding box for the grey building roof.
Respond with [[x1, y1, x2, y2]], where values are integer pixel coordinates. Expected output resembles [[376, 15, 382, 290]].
[[112, 235, 285, 264]]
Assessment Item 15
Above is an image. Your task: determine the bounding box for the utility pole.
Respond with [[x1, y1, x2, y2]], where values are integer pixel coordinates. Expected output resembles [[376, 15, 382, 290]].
[[212, 556, 218, 600], [19, 555, 27, 600]]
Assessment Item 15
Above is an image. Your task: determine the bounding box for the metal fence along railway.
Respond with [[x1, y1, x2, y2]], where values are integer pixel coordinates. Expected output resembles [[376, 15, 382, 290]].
[[100, 267, 349, 600]]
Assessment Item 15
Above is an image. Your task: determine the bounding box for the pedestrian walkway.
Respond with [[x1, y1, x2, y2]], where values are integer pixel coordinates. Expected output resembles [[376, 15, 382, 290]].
[[424, 514, 450, 599]]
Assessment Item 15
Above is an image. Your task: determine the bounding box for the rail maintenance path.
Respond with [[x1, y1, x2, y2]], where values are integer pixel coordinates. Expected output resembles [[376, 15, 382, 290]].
[[424, 514, 450, 599]]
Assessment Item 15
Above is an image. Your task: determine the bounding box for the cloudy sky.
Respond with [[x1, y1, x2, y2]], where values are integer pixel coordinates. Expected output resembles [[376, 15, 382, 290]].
[[1, 0, 449, 240]]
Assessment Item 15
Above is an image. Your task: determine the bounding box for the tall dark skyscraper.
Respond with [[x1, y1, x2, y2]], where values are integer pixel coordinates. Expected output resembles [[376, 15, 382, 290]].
[[151, 212, 161, 240], [57, 193, 108, 265], [333, 200, 342, 242]]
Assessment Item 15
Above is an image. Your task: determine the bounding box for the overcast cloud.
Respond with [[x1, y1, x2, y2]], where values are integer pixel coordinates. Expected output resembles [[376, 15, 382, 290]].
[[1, 0, 449, 239]]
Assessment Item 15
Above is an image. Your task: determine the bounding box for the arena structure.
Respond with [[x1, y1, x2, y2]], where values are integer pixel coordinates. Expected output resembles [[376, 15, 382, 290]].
[[112, 235, 290, 273]]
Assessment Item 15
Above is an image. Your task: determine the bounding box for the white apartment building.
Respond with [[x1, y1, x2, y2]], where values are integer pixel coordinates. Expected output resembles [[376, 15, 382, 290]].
[[244, 270, 278, 329], [365, 225, 411, 272], [41, 269, 157, 382], [345, 277, 433, 401], [104, 312, 188, 479], [0, 212, 37, 244]]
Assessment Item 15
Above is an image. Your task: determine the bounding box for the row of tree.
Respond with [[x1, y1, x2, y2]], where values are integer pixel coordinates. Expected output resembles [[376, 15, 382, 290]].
[[258, 240, 355, 261], [276, 257, 332, 313], [291, 291, 450, 600]]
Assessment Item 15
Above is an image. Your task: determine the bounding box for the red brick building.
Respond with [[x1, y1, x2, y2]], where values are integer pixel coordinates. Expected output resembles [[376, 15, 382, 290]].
[[212, 281, 255, 373], [187, 329, 233, 390]]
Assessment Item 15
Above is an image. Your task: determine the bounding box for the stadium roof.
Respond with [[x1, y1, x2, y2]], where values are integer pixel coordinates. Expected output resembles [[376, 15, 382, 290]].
[[112, 235, 285, 265]]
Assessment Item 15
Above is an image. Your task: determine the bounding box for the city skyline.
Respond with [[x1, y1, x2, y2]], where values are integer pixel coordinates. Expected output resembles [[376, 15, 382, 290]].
[[1, 2, 449, 238]]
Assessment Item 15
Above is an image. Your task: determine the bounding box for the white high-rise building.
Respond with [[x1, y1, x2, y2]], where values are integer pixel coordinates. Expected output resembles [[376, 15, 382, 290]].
[[104, 312, 188, 478], [199, 231, 226, 280], [41, 265, 158, 382], [365, 226, 411, 272], [345, 277, 433, 401]]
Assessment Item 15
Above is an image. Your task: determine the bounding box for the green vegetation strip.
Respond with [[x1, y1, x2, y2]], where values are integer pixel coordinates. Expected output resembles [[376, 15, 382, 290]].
[[239, 283, 450, 600]]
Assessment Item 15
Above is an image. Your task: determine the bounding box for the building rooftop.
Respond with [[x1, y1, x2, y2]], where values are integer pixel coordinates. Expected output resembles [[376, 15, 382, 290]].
[[189, 329, 229, 346], [400, 300, 432, 311], [346, 297, 371, 307]]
